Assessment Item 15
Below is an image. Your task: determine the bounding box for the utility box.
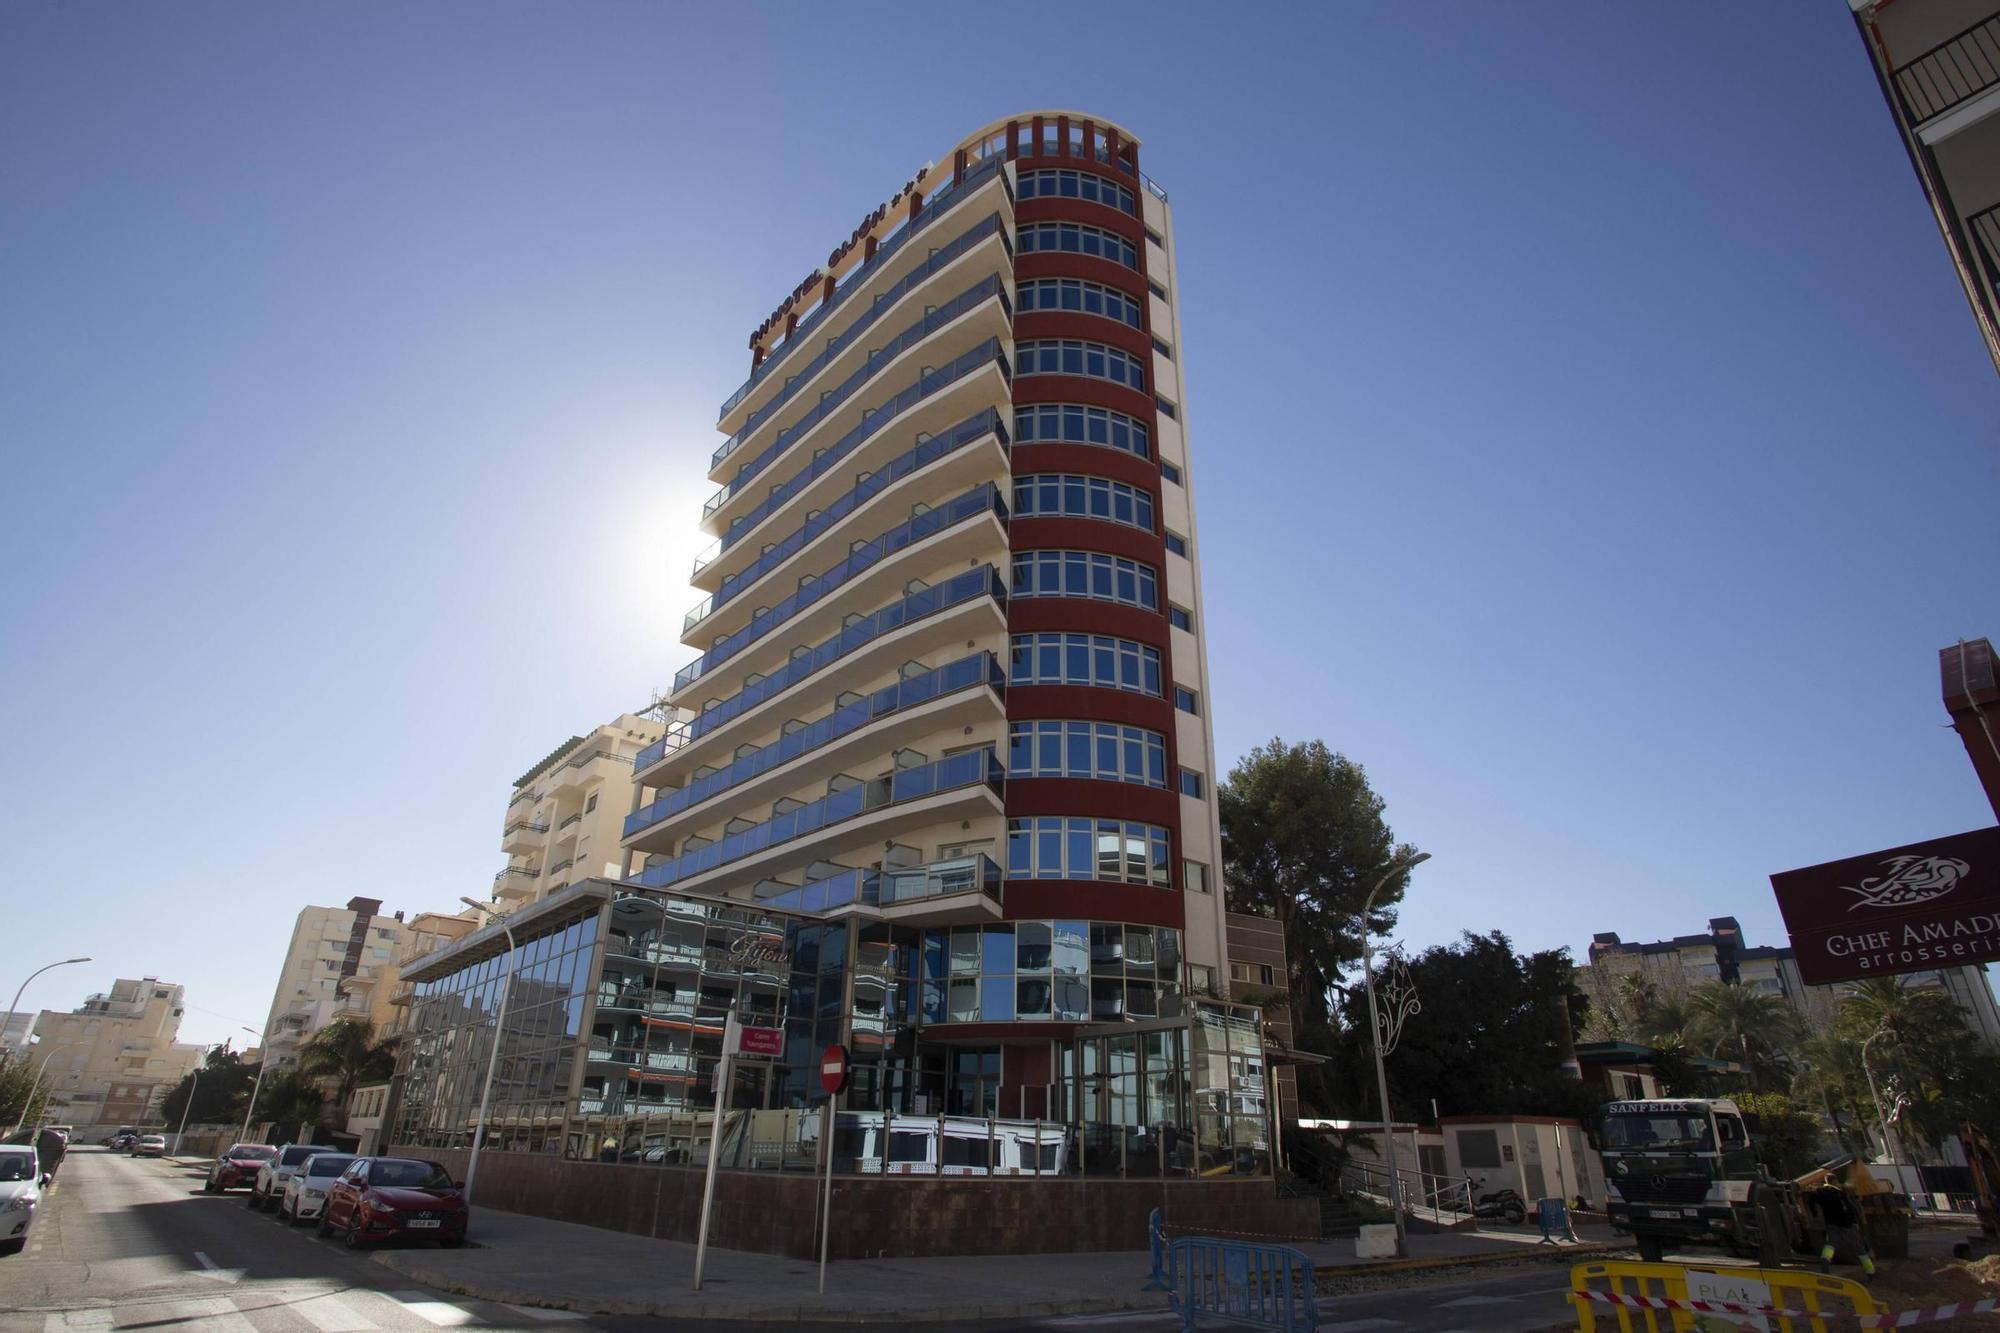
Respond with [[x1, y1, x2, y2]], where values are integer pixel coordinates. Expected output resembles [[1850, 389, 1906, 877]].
[[1355, 1224, 1397, 1259]]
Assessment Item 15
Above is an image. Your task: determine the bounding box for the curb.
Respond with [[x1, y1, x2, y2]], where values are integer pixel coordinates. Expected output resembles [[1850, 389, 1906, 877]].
[[371, 1254, 1172, 1323]]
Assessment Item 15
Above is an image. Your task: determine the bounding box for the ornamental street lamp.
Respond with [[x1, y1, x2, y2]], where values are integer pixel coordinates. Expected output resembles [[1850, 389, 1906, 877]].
[[1360, 850, 1430, 1259]]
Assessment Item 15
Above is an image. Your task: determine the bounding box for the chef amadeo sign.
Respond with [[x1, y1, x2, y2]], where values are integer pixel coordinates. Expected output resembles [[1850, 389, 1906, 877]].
[[1770, 824, 2000, 985]]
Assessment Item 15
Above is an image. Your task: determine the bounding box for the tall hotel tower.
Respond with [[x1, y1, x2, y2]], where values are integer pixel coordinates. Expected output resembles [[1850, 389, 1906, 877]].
[[621, 112, 1238, 1119]]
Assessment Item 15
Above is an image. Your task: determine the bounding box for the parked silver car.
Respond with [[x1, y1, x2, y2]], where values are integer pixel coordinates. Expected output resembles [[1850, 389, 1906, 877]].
[[279, 1152, 356, 1225]]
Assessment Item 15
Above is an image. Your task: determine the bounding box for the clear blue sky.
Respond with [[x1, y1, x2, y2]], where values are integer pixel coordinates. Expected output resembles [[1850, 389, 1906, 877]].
[[3, 4, 1995, 1049]]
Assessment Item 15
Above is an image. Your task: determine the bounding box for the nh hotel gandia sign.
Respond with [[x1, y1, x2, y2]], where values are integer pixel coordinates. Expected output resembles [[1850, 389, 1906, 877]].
[[1770, 824, 2000, 985]]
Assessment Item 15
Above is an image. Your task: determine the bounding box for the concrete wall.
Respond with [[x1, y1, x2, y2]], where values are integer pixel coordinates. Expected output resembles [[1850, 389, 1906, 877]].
[[397, 1144, 1314, 1259]]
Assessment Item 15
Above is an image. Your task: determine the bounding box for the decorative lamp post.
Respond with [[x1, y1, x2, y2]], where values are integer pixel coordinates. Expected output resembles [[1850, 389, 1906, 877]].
[[1360, 850, 1429, 1259]]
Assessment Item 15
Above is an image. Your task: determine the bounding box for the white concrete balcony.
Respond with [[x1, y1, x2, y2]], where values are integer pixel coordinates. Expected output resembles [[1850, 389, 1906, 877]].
[[624, 652, 1005, 856], [714, 155, 1011, 440], [636, 569, 1006, 789], [545, 749, 626, 798], [493, 867, 540, 901], [501, 818, 548, 855]]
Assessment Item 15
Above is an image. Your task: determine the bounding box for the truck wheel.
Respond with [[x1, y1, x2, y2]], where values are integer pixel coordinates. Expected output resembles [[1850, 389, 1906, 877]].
[[1636, 1234, 1664, 1263]]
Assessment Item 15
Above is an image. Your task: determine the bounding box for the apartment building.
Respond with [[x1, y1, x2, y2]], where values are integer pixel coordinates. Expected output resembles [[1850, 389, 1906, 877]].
[[1584, 915, 2000, 1043], [1851, 0, 2000, 373], [392, 115, 1276, 1192], [27, 978, 205, 1128], [494, 715, 663, 909], [259, 897, 410, 1068], [1225, 912, 1299, 1122]]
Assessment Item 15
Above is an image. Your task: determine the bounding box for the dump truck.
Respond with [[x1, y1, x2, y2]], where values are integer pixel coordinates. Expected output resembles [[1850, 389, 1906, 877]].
[[1598, 1098, 1913, 1265]]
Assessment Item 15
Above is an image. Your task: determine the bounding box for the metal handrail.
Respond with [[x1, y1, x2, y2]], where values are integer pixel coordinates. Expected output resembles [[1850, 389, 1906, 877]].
[[1890, 12, 2000, 123]]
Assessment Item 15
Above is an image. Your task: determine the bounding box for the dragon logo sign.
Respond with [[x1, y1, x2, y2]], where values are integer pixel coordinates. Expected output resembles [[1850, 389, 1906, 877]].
[[1842, 854, 1970, 911]]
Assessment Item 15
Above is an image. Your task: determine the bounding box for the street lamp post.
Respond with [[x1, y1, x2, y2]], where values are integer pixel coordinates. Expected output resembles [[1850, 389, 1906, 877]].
[[172, 1067, 203, 1156], [1860, 1027, 1902, 1192], [238, 1026, 268, 1145], [1360, 850, 1430, 1259], [1, 957, 91, 1073], [9, 1043, 78, 1137], [458, 898, 518, 1212]]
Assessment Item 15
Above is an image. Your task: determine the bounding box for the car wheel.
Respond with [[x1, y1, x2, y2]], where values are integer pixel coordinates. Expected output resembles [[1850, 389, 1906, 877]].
[[344, 1216, 366, 1250], [1504, 1205, 1525, 1226], [316, 1208, 334, 1238], [247, 1189, 262, 1209], [204, 1176, 217, 1194], [0, 1238, 24, 1257], [1636, 1233, 1665, 1263]]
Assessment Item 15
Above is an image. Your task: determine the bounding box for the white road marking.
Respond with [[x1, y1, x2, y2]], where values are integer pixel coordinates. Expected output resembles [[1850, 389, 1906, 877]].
[[192, 1251, 246, 1283], [384, 1292, 479, 1327], [289, 1294, 380, 1332], [501, 1306, 589, 1322]]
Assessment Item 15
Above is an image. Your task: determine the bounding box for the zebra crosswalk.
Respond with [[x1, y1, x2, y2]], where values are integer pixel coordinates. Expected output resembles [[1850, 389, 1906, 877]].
[[30, 1287, 594, 1333]]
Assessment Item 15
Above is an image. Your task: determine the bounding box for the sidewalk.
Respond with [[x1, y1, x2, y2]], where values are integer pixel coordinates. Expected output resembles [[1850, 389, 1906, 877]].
[[372, 1206, 1624, 1322]]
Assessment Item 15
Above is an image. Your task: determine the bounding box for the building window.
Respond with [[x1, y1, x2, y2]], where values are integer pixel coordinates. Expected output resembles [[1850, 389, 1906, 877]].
[[1006, 816, 1172, 887], [1174, 686, 1200, 715], [1017, 221, 1139, 269], [1013, 474, 1155, 532], [1011, 551, 1159, 611], [1164, 532, 1188, 557], [1009, 632, 1163, 695], [585, 792, 599, 813], [1169, 605, 1193, 631], [1178, 769, 1205, 799], [1160, 461, 1182, 485], [921, 921, 1181, 1024], [1152, 337, 1173, 360], [1228, 961, 1276, 987], [1155, 396, 1179, 420], [1016, 169, 1138, 214], [1016, 278, 1143, 328], [1009, 720, 1168, 787], [1016, 339, 1146, 392], [1145, 226, 1165, 248], [1014, 403, 1151, 460], [1184, 860, 1211, 895], [1148, 279, 1169, 301]]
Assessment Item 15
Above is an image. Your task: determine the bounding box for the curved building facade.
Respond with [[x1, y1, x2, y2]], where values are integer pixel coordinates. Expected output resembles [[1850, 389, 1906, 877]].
[[629, 113, 1239, 1129]]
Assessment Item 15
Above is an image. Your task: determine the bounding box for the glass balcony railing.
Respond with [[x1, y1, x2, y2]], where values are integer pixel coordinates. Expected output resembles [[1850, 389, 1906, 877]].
[[716, 154, 1008, 422], [702, 407, 1004, 577], [632, 749, 1004, 891], [694, 411, 1007, 617], [635, 566, 1007, 773], [713, 219, 1011, 470], [626, 653, 1003, 841], [713, 280, 1012, 503], [704, 339, 1011, 523], [756, 853, 1002, 914], [677, 483, 1007, 690]]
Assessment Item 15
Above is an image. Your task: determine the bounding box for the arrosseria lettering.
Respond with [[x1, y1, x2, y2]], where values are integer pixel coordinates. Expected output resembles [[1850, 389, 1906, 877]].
[[1822, 913, 2000, 969]]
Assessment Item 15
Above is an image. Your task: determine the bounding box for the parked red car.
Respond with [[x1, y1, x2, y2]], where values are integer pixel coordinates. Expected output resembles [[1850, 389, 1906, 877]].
[[316, 1157, 466, 1249], [205, 1143, 278, 1192]]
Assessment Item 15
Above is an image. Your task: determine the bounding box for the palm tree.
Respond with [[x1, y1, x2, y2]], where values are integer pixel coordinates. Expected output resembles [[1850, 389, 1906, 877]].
[[1837, 977, 1963, 1045], [1685, 980, 1799, 1087], [295, 1019, 399, 1109]]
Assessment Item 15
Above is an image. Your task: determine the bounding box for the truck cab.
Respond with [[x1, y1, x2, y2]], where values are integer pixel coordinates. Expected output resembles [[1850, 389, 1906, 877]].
[[1599, 1097, 1799, 1264]]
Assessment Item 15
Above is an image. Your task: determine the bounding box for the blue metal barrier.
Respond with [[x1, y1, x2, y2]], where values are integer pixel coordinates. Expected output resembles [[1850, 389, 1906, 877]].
[[1144, 1208, 1170, 1290], [1167, 1235, 1317, 1332]]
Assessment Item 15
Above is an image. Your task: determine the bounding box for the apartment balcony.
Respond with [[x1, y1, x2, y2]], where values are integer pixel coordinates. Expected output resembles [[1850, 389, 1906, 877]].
[[715, 153, 1010, 436], [675, 484, 1007, 698], [501, 818, 548, 854], [624, 652, 1005, 854], [709, 244, 1012, 487], [506, 786, 538, 812], [756, 853, 1004, 927], [545, 749, 625, 797], [691, 412, 1008, 612], [1890, 12, 2000, 134], [632, 749, 1005, 897], [493, 866, 540, 901], [637, 566, 1007, 787], [700, 337, 1012, 541]]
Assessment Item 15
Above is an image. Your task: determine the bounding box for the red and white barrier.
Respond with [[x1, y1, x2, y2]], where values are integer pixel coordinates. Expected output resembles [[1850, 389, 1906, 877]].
[[1575, 1289, 2000, 1326]]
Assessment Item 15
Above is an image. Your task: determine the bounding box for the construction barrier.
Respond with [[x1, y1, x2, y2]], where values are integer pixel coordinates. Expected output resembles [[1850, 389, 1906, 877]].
[[1569, 1259, 1882, 1332], [1167, 1235, 1317, 1332]]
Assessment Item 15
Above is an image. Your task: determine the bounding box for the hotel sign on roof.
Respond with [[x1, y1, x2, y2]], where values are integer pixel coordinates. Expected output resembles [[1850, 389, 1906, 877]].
[[748, 162, 933, 353]]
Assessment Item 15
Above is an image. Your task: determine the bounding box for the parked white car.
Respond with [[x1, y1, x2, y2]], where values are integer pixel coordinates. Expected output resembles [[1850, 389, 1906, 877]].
[[279, 1152, 355, 1226], [0, 1144, 44, 1255], [250, 1144, 322, 1211]]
